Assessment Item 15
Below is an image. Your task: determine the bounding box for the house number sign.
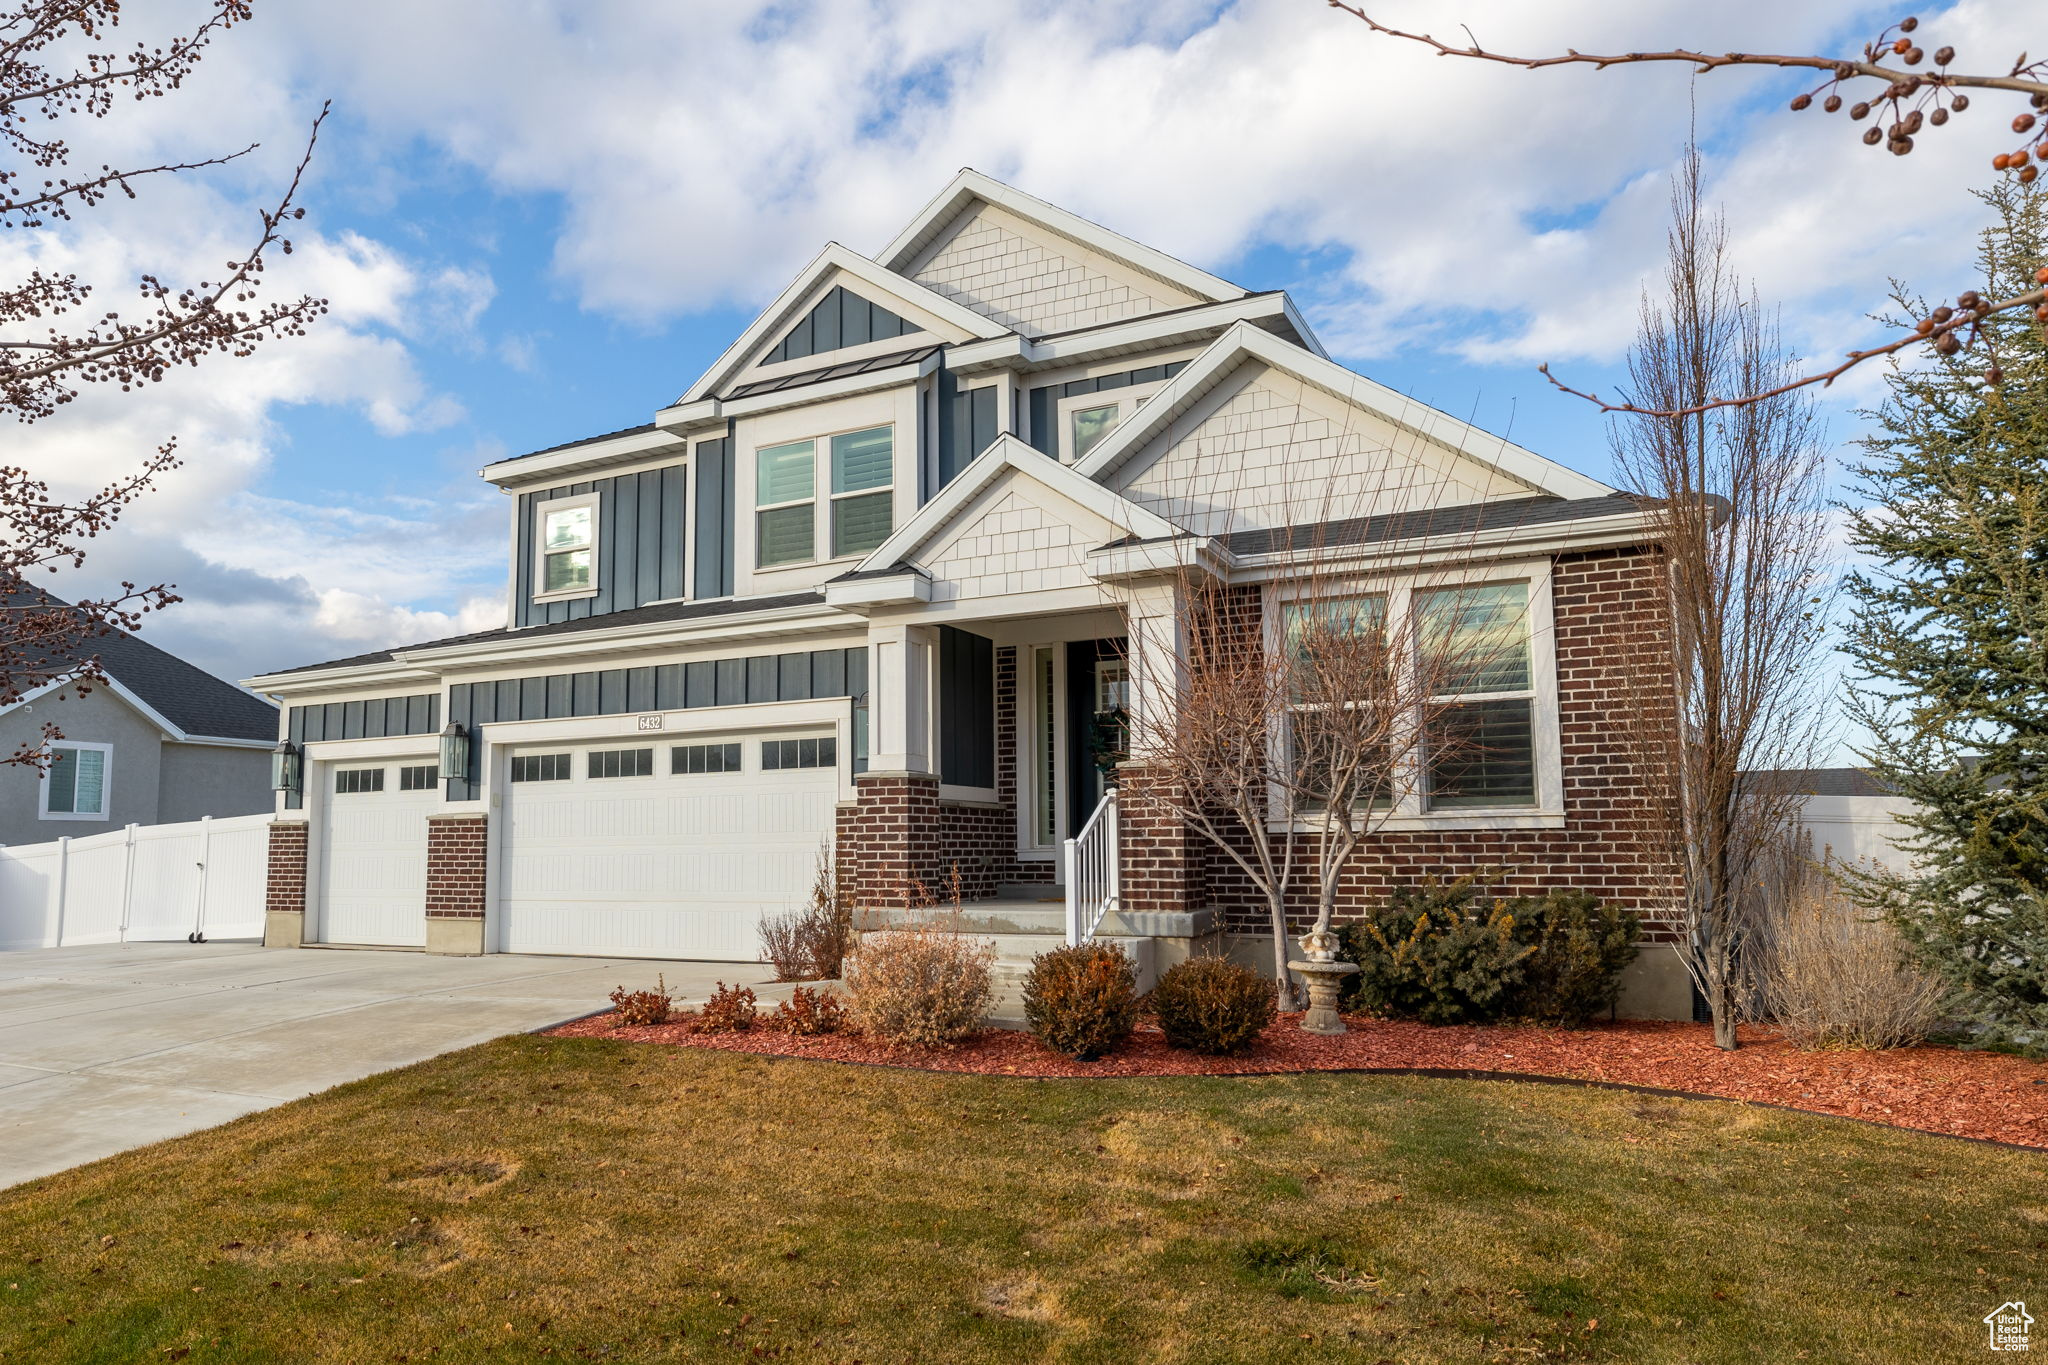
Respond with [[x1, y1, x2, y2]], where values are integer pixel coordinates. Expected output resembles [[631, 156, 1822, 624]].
[[636, 715, 664, 731]]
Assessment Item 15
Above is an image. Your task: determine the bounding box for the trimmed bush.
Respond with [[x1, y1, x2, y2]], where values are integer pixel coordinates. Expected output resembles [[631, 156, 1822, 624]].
[[843, 924, 994, 1049], [697, 982, 758, 1033], [1023, 942, 1139, 1060], [1151, 957, 1275, 1056], [1341, 873, 1639, 1027], [607, 975, 672, 1027], [769, 985, 845, 1036]]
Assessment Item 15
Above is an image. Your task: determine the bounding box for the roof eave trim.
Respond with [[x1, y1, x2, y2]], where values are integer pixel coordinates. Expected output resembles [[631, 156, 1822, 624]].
[[482, 427, 686, 488], [1225, 510, 1662, 580], [1074, 321, 1615, 502]]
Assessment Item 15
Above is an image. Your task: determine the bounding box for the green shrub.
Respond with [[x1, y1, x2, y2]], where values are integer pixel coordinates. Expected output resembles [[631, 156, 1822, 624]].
[[1341, 873, 1639, 1027], [1023, 942, 1139, 1060], [1513, 889, 1642, 1025], [1150, 957, 1275, 1055]]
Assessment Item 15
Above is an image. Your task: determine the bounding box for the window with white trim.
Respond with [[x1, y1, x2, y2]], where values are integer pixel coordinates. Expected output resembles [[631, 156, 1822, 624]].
[[755, 424, 894, 567], [534, 492, 599, 599], [40, 742, 110, 819], [1281, 595, 1394, 811], [334, 767, 385, 795], [1417, 582, 1538, 809]]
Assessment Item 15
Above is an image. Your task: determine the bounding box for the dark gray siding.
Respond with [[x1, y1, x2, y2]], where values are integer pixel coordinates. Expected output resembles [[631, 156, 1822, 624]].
[[514, 463, 687, 628], [692, 435, 734, 599], [445, 647, 868, 800], [764, 285, 915, 365], [282, 692, 441, 810], [1025, 359, 1191, 456], [937, 626, 994, 789], [937, 367, 999, 491]]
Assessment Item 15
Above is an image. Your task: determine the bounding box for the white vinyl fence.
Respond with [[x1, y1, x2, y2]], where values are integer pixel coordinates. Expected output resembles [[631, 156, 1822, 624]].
[[0, 813, 270, 951]]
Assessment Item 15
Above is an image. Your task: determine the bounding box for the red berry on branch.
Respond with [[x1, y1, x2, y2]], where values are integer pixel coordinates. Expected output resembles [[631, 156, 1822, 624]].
[[1851, 101, 1872, 119], [1903, 47, 1923, 65], [1930, 107, 1949, 126], [1867, 126, 1887, 145], [2019, 113, 2041, 134], [2035, 267, 2048, 285], [2023, 165, 2041, 184], [1892, 37, 1911, 54], [1995, 152, 2013, 169], [1892, 135, 1915, 155]]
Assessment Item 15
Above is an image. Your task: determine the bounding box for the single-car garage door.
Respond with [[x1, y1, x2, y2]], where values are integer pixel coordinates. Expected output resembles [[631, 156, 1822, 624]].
[[497, 731, 839, 960], [317, 759, 439, 947]]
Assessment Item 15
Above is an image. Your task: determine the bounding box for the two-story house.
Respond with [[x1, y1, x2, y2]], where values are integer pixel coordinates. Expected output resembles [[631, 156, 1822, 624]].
[[248, 170, 1689, 1017]]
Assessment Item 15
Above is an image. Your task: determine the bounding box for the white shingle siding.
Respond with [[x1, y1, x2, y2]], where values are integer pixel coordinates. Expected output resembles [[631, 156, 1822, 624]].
[[1114, 365, 1538, 536], [911, 205, 1199, 338], [922, 489, 1094, 602]]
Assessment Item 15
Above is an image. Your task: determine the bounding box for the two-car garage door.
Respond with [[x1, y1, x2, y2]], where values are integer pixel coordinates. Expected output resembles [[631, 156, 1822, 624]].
[[496, 732, 839, 960]]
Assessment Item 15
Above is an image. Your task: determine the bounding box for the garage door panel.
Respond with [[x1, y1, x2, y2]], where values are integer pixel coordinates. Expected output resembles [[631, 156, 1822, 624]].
[[318, 772, 434, 948], [498, 735, 835, 961]]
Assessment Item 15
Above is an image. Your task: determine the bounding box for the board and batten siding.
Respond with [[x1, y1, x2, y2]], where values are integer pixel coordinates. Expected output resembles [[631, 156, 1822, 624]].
[[513, 463, 688, 628], [936, 366, 999, 491], [444, 646, 868, 800], [282, 692, 441, 810], [936, 625, 995, 789], [692, 435, 735, 600]]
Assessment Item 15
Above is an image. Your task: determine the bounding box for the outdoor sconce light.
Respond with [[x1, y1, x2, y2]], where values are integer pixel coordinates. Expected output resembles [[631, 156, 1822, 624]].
[[270, 740, 302, 794], [438, 722, 470, 782]]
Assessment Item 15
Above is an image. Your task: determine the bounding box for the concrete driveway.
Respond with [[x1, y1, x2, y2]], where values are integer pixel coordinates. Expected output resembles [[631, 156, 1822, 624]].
[[0, 940, 770, 1190]]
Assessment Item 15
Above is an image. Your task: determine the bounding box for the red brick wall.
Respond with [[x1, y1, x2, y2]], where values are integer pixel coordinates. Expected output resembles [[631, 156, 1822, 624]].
[[426, 814, 488, 920], [834, 645, 1047, 906], [265, 821, 307, 917], [1193, 548, 1681, 941]]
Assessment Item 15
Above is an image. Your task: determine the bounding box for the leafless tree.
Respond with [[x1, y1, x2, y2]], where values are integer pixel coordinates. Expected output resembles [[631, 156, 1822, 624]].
[[1609, 147, 1835, 1050], [0, 1, 328, 767], [1120, 448, 1541, 1010], [1327, 5, 2048, 414]]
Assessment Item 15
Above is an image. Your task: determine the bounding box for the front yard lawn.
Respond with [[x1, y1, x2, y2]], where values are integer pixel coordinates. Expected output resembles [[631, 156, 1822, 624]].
[[3, 1036, 2041, 1363]]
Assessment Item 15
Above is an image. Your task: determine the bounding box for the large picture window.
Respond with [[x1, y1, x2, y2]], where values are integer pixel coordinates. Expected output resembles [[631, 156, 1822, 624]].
[[1281, 595, 1393, 810], [757, 424, 895, 567]]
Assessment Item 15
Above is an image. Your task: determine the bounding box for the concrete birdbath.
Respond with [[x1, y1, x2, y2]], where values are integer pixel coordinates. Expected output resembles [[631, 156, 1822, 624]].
[[1289, 929, 1358, 1035]]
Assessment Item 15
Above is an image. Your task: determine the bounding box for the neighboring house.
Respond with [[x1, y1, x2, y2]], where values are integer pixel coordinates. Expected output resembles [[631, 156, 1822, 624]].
[[248, 170, 1689, 1015], [1759, 766, 1917, 874], [1, 603, 278, 846]]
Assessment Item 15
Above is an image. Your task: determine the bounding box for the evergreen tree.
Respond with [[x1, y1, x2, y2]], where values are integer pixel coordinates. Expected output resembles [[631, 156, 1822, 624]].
[[1841, 180, 2048, 1055]]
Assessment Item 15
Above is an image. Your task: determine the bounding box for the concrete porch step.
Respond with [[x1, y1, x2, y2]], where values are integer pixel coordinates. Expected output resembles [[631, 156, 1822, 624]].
[[859, 900, 1066, 936]]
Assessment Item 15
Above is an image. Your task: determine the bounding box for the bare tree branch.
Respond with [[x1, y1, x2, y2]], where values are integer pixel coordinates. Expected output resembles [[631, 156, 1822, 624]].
[[1327, 4, 2048, 414]]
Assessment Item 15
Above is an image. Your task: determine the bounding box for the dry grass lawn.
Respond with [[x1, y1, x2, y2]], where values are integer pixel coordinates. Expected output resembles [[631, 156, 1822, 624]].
[[0, 1034, 2041, 1363]]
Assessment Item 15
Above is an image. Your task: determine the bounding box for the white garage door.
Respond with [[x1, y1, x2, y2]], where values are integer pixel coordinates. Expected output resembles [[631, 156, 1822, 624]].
[[498, 732, 839, 960], [317, 760, 438, 947]]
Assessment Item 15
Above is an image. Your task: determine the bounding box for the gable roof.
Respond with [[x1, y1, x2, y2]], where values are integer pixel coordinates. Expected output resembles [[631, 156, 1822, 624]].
[[2, 587, 276, 742], [761, 284, 918, 366], [846, 433, 1179, 577], [878, 169, 1246, 307], [1074, 321, 1616, 502], [677, 243, 1009, 406]]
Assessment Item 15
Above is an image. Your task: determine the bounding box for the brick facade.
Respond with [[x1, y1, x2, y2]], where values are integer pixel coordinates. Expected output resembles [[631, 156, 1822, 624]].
[[1194, 547, 1681, 941], [265, 820, 307, 917], [425, 814, 488, 919]]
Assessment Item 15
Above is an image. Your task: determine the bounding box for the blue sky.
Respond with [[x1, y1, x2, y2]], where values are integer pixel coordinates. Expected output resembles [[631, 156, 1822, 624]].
[[12, 0, 2034, 723]]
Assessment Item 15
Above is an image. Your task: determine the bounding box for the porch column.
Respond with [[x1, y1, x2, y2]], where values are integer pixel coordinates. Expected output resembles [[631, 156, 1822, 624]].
[[1117, 578, 1203, 917], [1122, 579, 1186, 760], [866, 621, 936, 776]]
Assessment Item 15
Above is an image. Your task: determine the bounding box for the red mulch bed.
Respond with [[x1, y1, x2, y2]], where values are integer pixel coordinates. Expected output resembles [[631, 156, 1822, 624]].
[[545, 1011, 2048, 1150]]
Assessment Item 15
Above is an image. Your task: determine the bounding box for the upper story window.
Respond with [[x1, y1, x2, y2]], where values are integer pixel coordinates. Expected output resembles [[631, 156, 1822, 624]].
[[40, 741, 110, 820], [1058, 388, 1158, 463], [755, 424, 894, 568], [534, 492, 599, 600]]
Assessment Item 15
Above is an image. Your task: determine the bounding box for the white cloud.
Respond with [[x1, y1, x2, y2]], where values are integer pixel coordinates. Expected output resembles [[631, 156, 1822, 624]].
[[15, 0, 2034, 691]]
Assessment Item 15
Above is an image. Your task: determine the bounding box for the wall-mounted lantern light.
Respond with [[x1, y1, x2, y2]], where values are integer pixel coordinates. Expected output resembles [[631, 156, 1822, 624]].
[[270, 740, 302, 794], [438, 722, 470, 783]]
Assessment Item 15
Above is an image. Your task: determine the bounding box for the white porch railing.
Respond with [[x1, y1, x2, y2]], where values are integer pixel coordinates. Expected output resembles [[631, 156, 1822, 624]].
[[0, 813, 271, 951], [1063, 789, 1119, 945]]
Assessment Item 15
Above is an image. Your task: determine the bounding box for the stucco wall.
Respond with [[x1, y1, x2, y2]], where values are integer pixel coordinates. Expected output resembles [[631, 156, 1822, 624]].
[[0, 688, 163, 847], [157, 742, 272, 823]]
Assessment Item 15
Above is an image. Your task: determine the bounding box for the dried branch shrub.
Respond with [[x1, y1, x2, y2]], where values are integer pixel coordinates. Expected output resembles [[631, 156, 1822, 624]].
[[1150, 958, 1275, 1056], [759, 852, 855, 981], [1763, 880, 1946, 1050], [697, 983, 758, 1034], [607, 976, 672, 1028], [1022, 942, 1139, 1061], [842, 924, 994, 1049], [769, 985, 844, 1036]]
